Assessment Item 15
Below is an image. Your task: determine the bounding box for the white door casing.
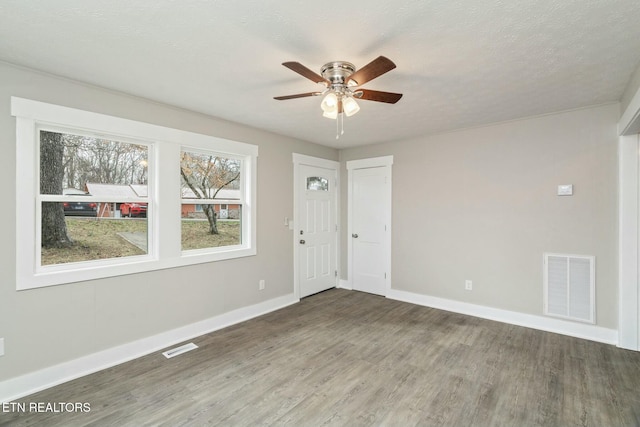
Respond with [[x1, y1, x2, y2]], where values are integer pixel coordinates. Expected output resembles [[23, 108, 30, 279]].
[[347, 156, 392, 296], [293, 154, 339, 299], [618, 80, 640, 351], [618, 133, 639, 350]]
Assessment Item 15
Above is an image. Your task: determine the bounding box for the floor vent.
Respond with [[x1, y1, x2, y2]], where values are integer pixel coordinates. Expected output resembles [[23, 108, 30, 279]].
[[162, 342, 198, 359], [543, 253, 595, 324]]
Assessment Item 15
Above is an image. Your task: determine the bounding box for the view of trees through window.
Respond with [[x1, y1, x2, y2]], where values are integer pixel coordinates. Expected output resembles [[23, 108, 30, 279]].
[[180, 150, 242, 250], [14, 97, 257, 289], [57, 132, 148, 191], [39, 130, 150, 265], [38, 130, 242, 265]]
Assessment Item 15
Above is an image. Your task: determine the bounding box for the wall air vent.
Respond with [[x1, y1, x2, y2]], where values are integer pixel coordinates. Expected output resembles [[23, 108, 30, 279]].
[[162, 342, 198, 359], [543, 253, 595, 324]]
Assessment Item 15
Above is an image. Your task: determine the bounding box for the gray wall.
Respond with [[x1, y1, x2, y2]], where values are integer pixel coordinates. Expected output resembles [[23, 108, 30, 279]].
[[340, 103, 619, 329], [0, 60, 622, 385], [0, 62, 337, 381]]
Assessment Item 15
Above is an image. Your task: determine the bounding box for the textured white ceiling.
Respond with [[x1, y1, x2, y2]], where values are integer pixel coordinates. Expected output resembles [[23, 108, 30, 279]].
[[1, 0, 640, 148]]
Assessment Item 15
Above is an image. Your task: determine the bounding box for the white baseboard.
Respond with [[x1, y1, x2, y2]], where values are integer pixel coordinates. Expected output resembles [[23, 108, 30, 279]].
[[0, 293, 298, 402], [337, 279, 351, 290], [386, 289, 618, 345]]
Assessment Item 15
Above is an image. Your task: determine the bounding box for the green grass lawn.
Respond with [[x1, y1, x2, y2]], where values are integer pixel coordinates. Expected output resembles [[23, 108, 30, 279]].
[[181, 220, 241, 250], [41, 218, 240, 265]]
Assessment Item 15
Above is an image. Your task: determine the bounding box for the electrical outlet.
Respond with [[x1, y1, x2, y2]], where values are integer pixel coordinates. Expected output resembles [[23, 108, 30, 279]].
[[259, 279, 265, 291], [465, 280, 473, 291], [0, 338, 4, 356]]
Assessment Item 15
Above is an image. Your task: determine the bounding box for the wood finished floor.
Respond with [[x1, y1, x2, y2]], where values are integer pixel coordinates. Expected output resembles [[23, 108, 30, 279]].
[[2, 289, 640, 426]]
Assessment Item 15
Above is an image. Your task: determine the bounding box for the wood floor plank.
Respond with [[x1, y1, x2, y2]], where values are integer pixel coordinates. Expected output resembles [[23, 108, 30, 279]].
[[2, 289, 640, 426]]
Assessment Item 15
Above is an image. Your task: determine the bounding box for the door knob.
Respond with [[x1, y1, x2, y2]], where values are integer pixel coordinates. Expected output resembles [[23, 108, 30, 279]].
[[299, 239, 306, 244], [352, 234, 359, 238]]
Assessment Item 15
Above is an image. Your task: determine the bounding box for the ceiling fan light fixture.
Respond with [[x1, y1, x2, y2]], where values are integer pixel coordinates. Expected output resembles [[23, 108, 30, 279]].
[[342, 96, 360, 117], [320, 92, 338, 113], [275, 57, 401, 137], [322, 109, 338, 119]]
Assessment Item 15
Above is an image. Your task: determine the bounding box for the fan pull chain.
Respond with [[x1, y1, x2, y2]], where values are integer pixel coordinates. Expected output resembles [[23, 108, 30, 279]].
[[335, 112, 345, 139]]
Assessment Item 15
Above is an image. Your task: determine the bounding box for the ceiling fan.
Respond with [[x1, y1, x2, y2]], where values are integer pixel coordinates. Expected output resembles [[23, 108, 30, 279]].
[[274, 56, 402, 138]]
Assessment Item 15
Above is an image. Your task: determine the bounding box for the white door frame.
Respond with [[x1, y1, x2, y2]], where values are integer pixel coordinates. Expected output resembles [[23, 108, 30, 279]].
[[618, 84, 640, 351], [619, 133, 640, 350], [347, 155, 393, 294], [292, 153, 340, 300]]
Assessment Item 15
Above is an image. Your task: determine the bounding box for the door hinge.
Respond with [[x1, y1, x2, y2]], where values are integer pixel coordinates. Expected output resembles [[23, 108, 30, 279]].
[[384, 272, 387, 279], [335, 270, 338, 277]]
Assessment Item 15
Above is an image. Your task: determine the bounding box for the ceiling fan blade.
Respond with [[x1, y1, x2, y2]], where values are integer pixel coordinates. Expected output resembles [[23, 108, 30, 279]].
[[274, 92, 321, 100], [355, 89, 403, 104], [282, 62, 329, 86], [347, 56, 396, 86]]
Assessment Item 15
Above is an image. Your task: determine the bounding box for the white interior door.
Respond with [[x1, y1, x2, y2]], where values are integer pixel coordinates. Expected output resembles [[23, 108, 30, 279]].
[[297, 163, 337, 298], [348, 157, 392, 296]]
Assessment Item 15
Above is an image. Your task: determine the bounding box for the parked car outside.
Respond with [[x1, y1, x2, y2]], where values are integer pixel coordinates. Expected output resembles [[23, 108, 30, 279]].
[[62, 195, 98, 217], [120, 202, 147, 218]]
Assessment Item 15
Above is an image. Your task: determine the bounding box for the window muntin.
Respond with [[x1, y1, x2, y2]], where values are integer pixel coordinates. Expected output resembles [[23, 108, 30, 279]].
[[38, 129, 150, 267], [13, 96, 258, 290]]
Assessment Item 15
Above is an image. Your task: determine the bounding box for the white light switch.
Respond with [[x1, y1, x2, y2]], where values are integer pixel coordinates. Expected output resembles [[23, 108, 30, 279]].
[[0, 338, 4, 356], [557, 184, 573, 196]]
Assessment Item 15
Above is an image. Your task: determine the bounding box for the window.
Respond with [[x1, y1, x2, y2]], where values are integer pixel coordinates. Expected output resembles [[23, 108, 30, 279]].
[[307, 176, 329, 191], [39, 128, 150, 266], [13, 97, 258, 290], [180, 149, 243, 251]]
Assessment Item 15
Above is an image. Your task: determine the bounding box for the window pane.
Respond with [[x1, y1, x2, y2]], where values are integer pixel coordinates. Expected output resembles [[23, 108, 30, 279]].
[[39, 130, 150, 265], [41, 202, 148, 266], [180, 151, 241, 199], [307, 176, 329, 191], [180, 150, 242, 251], [181, 206, 242, 251], [39, 130, 148, 195]]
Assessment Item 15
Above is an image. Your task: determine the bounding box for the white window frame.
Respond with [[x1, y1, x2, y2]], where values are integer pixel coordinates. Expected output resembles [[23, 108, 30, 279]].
[[36, 124, 153, 271], [179, 146, 245, 255], [13, 97, 258, 290]]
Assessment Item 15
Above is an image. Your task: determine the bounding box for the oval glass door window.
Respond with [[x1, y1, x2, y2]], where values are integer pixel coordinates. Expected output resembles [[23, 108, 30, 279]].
[[306, 176, 329, 191]]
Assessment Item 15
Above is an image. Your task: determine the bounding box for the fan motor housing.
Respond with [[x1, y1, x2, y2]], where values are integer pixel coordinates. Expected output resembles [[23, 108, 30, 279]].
[[321, 61, 356, 86]]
